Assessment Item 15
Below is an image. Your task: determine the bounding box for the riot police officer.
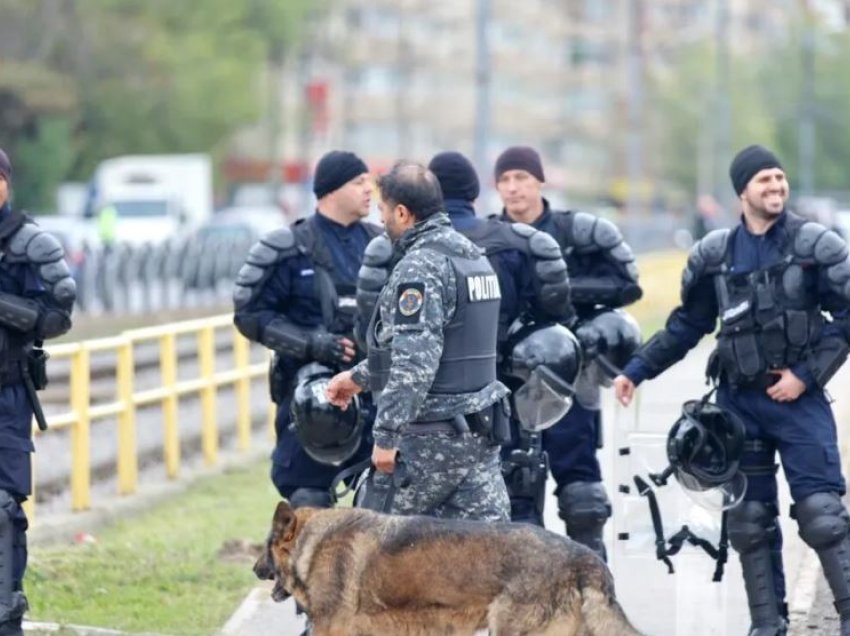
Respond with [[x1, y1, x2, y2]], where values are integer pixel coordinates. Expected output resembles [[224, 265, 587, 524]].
[[494, 145, 643, 559], [233, 150, 381, 510], [614, 145, 850, 636], [326, 161, 510, 521], [424, 151, 572, 526], [0, 148, 76, 636]]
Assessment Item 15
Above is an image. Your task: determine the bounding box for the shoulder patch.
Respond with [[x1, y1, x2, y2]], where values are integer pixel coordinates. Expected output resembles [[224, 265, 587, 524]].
[[396, 283, 425, 323]]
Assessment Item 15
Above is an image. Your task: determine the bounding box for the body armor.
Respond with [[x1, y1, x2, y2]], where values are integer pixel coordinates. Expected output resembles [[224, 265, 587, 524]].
[[367, 242, 500, 396]]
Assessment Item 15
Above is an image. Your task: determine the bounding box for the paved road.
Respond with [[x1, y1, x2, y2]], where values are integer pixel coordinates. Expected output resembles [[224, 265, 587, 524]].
[[220, 341, 850, 636]]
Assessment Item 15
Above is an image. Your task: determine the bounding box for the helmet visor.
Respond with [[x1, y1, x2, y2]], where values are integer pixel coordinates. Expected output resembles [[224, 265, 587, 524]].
[[674, 470, 747, 511], [514, 367, 574, 432]]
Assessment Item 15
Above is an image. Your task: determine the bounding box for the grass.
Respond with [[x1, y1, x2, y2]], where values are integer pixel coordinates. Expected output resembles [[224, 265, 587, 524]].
[[630, 250, 689, 337], [26, 461, 280, 635]]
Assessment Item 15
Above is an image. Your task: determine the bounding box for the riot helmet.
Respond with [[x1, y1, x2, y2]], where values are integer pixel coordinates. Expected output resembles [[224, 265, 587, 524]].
[[584, 308, 642, 385], [290, 362, 364, 466], [504, 320, 582, 432], [666, 399, 747, 511]]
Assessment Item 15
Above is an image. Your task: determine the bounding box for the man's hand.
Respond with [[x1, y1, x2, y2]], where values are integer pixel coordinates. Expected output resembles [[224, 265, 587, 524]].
[[309, 332, 357, 365], [613, 374, 636, 407], [325, 370, 363, 409], [372, 445, 398, 474], [766, 368, 807, 402]]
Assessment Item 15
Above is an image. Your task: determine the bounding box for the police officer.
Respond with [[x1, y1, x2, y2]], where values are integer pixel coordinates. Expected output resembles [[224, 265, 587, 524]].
[[0, 148, 76, 636], [326, 161, 510, 521], [614, 145, 850, 636], [233, 150, 381, 510], [424, 151, 572, 526], [494, 145, 643, 559]]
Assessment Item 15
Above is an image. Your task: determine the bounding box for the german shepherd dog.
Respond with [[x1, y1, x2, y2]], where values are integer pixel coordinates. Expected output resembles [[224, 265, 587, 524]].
[[254, 501, 644, 636]]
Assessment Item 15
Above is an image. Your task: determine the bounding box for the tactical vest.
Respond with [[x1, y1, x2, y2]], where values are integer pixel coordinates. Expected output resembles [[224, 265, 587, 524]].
[[368, 242, 500, 395], [714, 216, 823, 383], [292, 218, 380, 338]]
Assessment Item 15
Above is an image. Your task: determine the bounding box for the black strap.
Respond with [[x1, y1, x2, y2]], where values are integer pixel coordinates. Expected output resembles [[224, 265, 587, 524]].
[[329, 457, 372, 504], [634, 473, 728, 581], [634, 475, 675, 574], [549, 209, 575, 251]]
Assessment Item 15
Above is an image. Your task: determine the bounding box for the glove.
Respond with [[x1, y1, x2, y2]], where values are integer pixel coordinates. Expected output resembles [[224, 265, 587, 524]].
[[308, 332, 349, 365], [574, 323, 605, 360]]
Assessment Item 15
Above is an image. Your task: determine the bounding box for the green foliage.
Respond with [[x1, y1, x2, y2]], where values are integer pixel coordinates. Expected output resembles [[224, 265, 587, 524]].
[[650, 21, 850, 198], [12, 117, 73, 212], [26, 462, 280, 635], [0, 0, 314, 191]]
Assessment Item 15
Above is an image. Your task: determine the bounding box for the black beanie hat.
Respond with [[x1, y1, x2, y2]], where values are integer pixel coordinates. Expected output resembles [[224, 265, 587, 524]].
[[494, 146, 545, 182], [428, 151, 480, 202], [729, 145, 783, 196], [312, 150, 369, 199], [0, 148, 11, 184]]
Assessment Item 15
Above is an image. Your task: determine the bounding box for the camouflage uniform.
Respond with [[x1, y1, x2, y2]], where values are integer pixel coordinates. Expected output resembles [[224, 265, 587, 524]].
[[351, 213, 510, 522]]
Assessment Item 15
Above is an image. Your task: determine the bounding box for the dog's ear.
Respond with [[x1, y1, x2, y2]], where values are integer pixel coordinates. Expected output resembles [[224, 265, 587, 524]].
[[273, 500, 298, 540]]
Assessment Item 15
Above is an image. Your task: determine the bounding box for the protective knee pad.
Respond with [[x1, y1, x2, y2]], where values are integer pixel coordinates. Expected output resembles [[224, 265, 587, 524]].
[[557, 481, 611, 532], [288, 488, 333, 510], [728, 500, 778, 554], [795, 492, 850, 550]]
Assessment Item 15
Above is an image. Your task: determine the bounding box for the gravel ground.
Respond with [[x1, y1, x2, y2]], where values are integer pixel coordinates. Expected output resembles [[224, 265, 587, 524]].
[[792, 572, 842, 635]]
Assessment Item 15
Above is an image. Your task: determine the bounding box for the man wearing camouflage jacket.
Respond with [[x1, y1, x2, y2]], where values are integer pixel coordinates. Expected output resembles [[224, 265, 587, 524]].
[[326, 161, 510, 521]]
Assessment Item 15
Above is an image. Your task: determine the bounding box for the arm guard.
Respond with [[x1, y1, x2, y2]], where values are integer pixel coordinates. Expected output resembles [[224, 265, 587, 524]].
[[0, 291, 39, 331], [796, 223, 850, 387], [510, 223, 573, 323], [5, 222, 75, 339], [262, 317, 311, 359], [355, 234, 393, 350], [569, 212, 642, 308], [232, 227, 299, 342]]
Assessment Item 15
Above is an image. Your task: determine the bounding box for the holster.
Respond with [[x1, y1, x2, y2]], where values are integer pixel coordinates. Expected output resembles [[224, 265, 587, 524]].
[[268, 355, 290, 405], [467, 398, 511, 445], [26, 348, 49, 390]]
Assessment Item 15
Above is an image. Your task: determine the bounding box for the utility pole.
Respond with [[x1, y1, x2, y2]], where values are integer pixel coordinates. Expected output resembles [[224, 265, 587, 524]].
[[714, 0, 732, 212], [799, 0, 816, 195], [626, 0, 645, 217], [396, 0, 414, 157], [473, 0, 492, 200]]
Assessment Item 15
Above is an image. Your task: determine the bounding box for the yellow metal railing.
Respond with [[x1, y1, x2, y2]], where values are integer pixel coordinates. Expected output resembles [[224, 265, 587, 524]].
[[26, 314, 275, 521]]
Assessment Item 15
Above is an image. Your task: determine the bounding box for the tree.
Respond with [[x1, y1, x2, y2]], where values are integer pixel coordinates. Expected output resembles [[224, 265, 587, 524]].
[[0, 0, 314, 210]]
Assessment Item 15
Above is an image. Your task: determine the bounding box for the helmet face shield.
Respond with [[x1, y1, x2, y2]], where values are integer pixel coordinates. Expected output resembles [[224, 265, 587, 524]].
[[674, 469, 747, 511], [513, 366, 574, 432]]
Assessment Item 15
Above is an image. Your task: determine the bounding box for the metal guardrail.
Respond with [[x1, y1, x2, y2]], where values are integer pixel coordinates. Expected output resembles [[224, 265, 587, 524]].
[[26, 313, 275, 521]]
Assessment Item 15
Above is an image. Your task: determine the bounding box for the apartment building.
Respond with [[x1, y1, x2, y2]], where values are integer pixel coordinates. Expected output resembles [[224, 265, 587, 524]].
[[229, 0, 840, 204]]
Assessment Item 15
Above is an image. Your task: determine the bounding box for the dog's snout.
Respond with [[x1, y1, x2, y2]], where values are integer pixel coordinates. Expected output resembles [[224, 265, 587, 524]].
[[253, 552, 275, 581]]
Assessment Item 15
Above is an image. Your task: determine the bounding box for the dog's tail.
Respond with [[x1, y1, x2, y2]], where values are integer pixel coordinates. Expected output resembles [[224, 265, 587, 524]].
[[577, 561, 646, 636]]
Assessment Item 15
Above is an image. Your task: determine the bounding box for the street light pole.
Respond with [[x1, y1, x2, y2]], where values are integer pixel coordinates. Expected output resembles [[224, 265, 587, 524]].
[[799, 0, 816, 195], [473, 0, 492, 200], [626, 0, 645, 217]]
